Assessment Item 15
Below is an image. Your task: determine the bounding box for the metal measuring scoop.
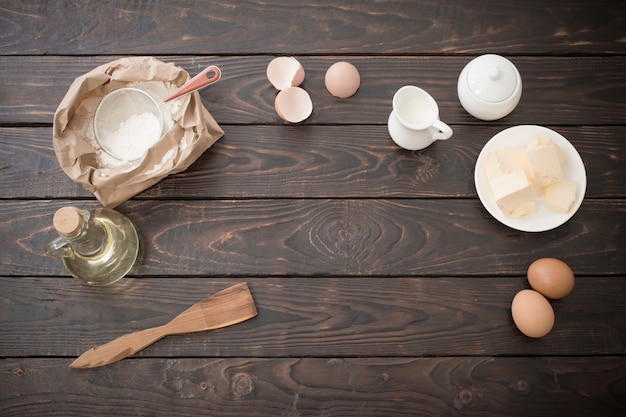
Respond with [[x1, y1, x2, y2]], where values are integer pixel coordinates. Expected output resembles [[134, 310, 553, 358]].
[[93, 65, 222, 162]]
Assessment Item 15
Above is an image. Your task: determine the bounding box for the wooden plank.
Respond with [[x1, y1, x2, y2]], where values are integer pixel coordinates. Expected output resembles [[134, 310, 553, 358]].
[[1, 357, 625, 416], [0, 125, 623, 199], [1, 56, 626, 125], [1, 1, 625, 55], [1, 199, 624, 277], [1, 277, 624, 358], [1, 1, 623, 416]]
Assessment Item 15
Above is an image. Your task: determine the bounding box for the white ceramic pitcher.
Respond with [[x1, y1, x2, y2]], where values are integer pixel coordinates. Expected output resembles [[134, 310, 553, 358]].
[[388, 85, 453, 150]]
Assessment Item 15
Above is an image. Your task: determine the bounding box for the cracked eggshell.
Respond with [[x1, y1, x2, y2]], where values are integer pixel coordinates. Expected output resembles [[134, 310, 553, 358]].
[[267, 57, 305, 90], [275, 86, 312, 123]]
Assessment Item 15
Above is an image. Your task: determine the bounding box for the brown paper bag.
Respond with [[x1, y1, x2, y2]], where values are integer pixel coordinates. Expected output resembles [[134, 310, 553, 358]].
[[53, 56, 224, 208]]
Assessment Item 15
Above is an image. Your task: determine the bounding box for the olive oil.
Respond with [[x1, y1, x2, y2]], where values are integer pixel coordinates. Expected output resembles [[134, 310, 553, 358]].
[[45, 207, 139, 286]]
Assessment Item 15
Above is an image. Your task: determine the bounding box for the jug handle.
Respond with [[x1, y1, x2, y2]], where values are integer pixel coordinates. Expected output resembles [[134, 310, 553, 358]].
[[433, 120, 453, 140], [45, 236, 72, 258]]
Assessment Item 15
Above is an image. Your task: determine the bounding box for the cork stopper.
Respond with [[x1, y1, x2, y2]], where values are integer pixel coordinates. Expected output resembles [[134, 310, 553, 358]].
[[53, 207, 83, 235]]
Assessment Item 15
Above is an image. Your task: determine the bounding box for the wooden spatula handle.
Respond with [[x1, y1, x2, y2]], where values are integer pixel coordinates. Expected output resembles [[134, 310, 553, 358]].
[[70, 325, 168, 368], [70, 283, 257, 369]]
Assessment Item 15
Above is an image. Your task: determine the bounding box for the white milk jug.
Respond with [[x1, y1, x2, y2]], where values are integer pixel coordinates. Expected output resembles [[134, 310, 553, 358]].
[[388, 85, 453, 150]]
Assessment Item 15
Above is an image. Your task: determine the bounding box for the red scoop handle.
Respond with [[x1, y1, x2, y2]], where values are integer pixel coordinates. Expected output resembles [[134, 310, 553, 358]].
[[163, 65, 221, 102]]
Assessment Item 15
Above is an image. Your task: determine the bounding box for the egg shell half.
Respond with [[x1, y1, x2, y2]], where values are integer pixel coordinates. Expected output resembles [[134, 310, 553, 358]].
[[325, 61, 361, 98], [267, 56, 305, 90], [511, 289, 555, 338], [275, 86, 312, 123], [527, 258, 575, 299]]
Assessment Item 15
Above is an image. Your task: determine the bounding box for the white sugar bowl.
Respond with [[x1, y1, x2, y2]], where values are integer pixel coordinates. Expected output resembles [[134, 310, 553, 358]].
[[457, 54, 522, 121]]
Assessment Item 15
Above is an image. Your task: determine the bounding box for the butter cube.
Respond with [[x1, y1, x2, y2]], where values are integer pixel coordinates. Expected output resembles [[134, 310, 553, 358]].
[[483, 147, 527, 180], [489, 171, 537, 217], [483, 152, 504, 179], [511, 201, 535, 218], [496, 147, 527, 173], [533, 134, 566, 164], [544, 179, 578, 213], [525, 135, 563, 187]]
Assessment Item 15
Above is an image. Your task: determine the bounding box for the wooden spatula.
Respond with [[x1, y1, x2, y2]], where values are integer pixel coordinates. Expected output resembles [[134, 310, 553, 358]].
[[70, 282, 257, 369]]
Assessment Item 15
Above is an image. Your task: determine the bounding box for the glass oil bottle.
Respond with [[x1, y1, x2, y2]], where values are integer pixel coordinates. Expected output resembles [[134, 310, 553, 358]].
[[45, 207, 139, 285]]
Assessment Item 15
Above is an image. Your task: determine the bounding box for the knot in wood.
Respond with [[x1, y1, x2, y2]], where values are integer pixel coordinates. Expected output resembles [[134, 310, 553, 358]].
[[458, 389, 474, 405], [453, 386, 483, 410], [231, 373, 254, 398], [512, 378, 531, 395], [12, 368, 24, 377]]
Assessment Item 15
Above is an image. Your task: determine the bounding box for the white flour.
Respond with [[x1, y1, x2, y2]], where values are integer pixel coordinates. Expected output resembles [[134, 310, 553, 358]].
[[88, 82, 181, 169], [101, 111, 161, 161], [144, 148, 176, 176]]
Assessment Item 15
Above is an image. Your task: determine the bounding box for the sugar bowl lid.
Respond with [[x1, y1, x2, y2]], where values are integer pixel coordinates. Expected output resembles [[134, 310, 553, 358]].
[[465, 54, 520, 103]]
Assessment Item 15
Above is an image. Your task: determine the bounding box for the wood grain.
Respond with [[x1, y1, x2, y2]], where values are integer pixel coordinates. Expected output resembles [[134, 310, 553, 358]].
[[0, 277, 624, 358], [1, 199, 624, 277], [1, 1, 625, 415], [1, 56, 626, 125], [1, 357, 625, 416], [0, 125, 624, 199], [1, 1, 625, 55]]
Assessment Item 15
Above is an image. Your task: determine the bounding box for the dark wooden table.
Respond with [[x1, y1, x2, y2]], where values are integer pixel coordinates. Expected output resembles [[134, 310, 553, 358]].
[[1, 1, 625, 416]]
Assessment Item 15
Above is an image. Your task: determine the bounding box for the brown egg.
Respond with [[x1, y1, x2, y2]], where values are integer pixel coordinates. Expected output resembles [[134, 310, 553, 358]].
[[325, 61, 360, 98], [511, 289, 555, 338], [527, 258, 574, 299]]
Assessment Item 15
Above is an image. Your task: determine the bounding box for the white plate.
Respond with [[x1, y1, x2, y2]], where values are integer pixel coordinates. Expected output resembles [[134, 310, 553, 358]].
[[475, 125, 586, 232]]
